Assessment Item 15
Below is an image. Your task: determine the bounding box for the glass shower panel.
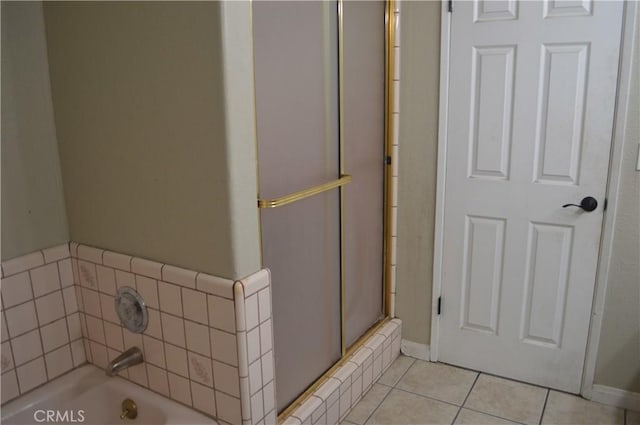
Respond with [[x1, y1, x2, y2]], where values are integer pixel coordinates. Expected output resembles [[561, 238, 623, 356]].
[[253, 0, 341, 413], [254, 0, 340, 197], [259, 193, 341, 412], [343, 1, 386, 347]]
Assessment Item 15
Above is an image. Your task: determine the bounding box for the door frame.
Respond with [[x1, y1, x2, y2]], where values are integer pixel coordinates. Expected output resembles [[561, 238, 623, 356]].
[[430, 0, 638, 400]]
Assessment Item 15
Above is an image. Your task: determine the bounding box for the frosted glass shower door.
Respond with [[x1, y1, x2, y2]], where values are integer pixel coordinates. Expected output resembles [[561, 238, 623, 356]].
[[342, 1, 386, 347], [253, 1, 342, 412], [254, 0, 386, 414]]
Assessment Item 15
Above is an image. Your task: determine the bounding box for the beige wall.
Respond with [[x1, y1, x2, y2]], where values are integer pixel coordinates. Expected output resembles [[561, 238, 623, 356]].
[[1, 2, 69, 261], [395, 1, 440, 345], [43, 2, 261, 280], [594, 7, 640, 392], [217, 1, 263, 281]]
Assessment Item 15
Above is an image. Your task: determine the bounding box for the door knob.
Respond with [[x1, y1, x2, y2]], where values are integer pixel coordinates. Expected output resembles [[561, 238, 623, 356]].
[[562, 196, 598, 212]]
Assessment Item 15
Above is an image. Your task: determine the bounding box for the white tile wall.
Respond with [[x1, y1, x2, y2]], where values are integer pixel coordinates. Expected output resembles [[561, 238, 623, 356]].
[[234, 269, 276, 425], [69, 243, 243, 425], [389, 2, 402, 318], [1, 244, 83, 405]]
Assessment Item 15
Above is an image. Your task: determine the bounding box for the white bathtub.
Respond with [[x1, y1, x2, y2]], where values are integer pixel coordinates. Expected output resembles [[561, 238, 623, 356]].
[[1, 365, 217, 425]]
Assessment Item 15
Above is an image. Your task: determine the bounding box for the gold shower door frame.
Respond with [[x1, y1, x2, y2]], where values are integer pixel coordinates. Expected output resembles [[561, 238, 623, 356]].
[[256, 0, 397, 420]]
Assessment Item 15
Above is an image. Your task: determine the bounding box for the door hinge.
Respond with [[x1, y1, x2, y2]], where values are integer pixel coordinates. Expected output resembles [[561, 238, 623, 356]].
[[437, 296, 442, 315], [385, 155, 392, 165], [448, 0, 453, 13]]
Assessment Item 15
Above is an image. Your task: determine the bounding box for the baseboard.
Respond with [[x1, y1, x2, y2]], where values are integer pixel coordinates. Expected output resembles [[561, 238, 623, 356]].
[[400, 339, 430, 361], [590, 384, 640, 412]]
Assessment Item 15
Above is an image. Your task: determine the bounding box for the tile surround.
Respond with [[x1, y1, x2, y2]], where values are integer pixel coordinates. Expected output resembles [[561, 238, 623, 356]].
[[3, 243, 284, 425], [69, 243, 247, 424], [388, 1, 401, 318], [0, 244, 83, 405], [284, 319, 402, 425]]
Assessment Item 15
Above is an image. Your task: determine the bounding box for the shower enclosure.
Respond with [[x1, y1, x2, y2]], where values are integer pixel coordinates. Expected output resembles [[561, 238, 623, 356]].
[[253, 1, 389, 414]]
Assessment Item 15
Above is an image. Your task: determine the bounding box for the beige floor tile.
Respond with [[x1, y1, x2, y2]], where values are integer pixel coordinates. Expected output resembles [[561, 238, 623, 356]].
[[541, 391, 623, 425], [464, 374, 546, 425], [628, 410, 640, 425], [396, 361, 478, 405], [346, 384, 392, 425], [366, 389, 459, 425], [454, 408, 519, 425], [379, 355, 415, 387]]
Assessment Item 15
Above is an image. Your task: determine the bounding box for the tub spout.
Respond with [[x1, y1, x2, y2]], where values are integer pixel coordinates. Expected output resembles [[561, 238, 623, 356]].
[[106, 347, 143, 377]]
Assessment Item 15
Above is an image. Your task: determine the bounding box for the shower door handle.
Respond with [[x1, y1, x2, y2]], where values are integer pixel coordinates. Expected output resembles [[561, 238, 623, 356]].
[[258, 175, 352, 209]]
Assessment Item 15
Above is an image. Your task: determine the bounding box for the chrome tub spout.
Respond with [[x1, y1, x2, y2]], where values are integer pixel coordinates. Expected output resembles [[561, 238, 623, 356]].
[[105, 347, 143, 377]]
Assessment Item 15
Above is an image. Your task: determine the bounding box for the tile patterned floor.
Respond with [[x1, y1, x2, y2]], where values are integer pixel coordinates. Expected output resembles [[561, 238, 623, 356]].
[[342, 356, 637, 425]]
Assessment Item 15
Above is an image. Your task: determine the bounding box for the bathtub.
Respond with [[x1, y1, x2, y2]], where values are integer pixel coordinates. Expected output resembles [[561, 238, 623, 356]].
[[1, 365, 217, 425]]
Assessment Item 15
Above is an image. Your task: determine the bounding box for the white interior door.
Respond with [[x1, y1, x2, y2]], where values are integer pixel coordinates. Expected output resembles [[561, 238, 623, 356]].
[[439, 0, 624, 393]]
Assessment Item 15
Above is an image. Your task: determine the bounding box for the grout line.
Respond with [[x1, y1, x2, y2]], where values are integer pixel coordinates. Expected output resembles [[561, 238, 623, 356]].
[[393, 386, 463, 409], [93, 272, 108, 366], [394, 356, 416, 386], [28, 272, 50, 383], [439, 361, 550, 392], [256, 323, 265, 418], [461, 406, 528, 425], [355, 359, 535, 425], [3, 286, 68, 312], [58, 262, 75, 354], [361, 356, 415, 424], [462, 372, 480, 406], [538, 389, 550, 425], [451, 373, 480, 425], [204, 293, 219, 418], [179, 288, 194, 407], [389, 379, 530, 425], [362, 386, 395, 422], [6, 321, 20, 395], [243, 292, 253, 423]]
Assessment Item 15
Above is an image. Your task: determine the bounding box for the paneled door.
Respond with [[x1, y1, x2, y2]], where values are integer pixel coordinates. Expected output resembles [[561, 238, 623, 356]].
[[438, 0, 624, 392]]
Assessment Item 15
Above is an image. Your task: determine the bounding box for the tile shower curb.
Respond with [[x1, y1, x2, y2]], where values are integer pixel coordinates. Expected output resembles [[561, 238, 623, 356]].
[[283, 319, 402, 425]]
